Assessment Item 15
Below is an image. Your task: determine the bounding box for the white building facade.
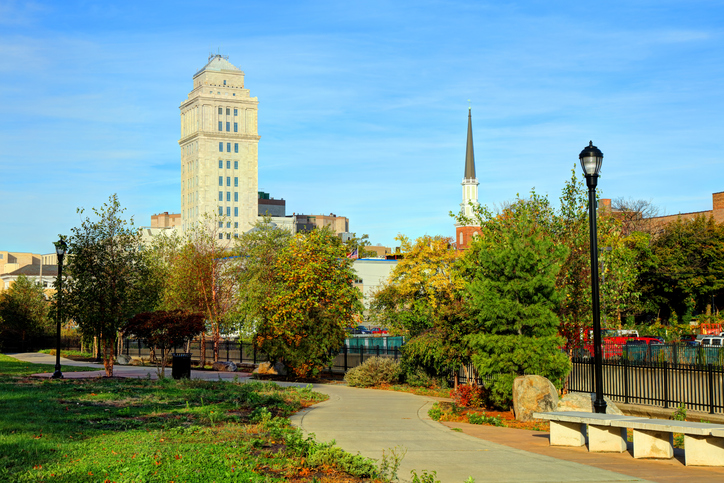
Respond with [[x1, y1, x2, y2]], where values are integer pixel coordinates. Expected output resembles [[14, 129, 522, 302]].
[[179, 55, 260, 239]]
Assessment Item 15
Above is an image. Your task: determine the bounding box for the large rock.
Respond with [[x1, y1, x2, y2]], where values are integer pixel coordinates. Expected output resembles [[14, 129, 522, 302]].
[[211, 361, 237, 372], [513, 375, 559, 421], [557, 392, 623, 415], [253, 361, 287, 376], [116, 354, 132, 365]]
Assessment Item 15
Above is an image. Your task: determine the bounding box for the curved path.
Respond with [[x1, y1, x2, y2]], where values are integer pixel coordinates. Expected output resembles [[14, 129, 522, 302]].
[[291, 384, 648, 483]]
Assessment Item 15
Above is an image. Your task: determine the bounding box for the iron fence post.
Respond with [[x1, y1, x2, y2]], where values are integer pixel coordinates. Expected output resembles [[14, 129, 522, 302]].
[[343, 344, 348, 372], [709, 363, 716, 415], [253, 344, 257, 364], [377, 345, 380, 358], [623, 358, 629, 405], [663, 361, 669, 409]]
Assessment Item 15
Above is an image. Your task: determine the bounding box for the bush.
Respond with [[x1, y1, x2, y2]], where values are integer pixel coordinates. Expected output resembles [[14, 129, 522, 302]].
[[467, 412, 503, 426], [344, 357, 401, 387], [450, 385, 483, 408], [405, 368, 444, 388]]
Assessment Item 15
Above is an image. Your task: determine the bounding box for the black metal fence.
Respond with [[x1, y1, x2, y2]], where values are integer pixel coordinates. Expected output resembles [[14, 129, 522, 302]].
[[2, 335, 82, 354], [569, 356, 724, 414], [122, 337, 403, 374]]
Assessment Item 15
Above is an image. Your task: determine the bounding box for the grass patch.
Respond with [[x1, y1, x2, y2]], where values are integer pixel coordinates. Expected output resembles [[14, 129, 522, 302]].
[[38, 349, 96, 361], [0, 354, 383, 482], [0, 354, 101, 375]]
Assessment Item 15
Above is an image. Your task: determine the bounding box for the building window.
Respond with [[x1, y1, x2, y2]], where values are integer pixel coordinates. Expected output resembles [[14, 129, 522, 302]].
[[219, 160, 223, 169], [234, 233, 239, 238], [218, 206, 223, 215], [218, 191, 223, 201], [226, 122, 230, 131], [234, 108, 238, 116], [234, 143, 238, 153], [234, 207, 239, 217], [227, 222, 231, 228], [218, 107, 222, 115], [234, 160, 238, 169], [226, 233, 231, 239], [226, 160, 231, 169], [234, 192, 238, 202], [227, 143, 231, 152], [234, 122, 238, 132], [218, 121, 222, 131], [218, 176, 223, 186], [219, 142, 223, 152], [234, 222, 238, 228], [226, 192, 230, 201], [226, 207, 231, 216], [218, 221, 223, 228], [223, 80, 226, 85], [226, 108, 230, 115], [226, 176, 231, 186], [234, 177, 238, 187]]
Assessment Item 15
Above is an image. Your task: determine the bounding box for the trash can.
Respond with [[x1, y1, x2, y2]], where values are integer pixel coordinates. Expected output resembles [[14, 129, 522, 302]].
[[172, 353, 191, 379]]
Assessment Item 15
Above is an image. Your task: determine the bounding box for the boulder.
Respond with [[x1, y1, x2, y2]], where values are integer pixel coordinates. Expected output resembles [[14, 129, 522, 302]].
[[557, 392, 623, 415], [116, 354, 132, 365], [512, 375, 559, 421], [211, 361, 237, 372], [253, 361, 287, 376]]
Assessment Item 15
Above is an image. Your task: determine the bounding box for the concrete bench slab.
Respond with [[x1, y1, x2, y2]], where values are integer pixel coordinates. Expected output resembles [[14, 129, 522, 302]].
[[534, 412, 644, 450]]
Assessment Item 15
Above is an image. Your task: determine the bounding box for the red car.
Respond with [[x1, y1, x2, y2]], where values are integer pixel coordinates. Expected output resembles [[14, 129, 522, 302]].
[[370, 327, 389, 335]]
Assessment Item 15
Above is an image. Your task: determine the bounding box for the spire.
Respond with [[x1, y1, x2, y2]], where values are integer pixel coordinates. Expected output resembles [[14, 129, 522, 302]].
[[464, 108, 476, 179]]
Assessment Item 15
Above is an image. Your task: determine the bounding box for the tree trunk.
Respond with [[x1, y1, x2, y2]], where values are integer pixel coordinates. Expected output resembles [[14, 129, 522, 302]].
[[103, 337, 115, 377], [213, 324, 220, 362], [200, 333, 206, 368]]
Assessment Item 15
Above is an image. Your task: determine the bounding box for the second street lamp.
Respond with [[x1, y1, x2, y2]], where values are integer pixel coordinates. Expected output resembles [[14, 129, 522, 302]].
[[579, 141, 607, 414], [51, 237, 67, 380]]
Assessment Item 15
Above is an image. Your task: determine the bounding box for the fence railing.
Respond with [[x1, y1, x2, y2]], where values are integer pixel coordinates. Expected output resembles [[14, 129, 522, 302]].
[[121, 336, 404, 374]]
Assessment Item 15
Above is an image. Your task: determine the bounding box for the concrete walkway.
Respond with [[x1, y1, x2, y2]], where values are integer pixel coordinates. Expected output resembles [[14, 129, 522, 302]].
[[8, 352, 250, 380], [291, 384, 650, 483]]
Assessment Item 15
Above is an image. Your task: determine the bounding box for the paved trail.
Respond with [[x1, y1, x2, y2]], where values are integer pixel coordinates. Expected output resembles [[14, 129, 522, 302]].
[[291, 384, 649, 483]]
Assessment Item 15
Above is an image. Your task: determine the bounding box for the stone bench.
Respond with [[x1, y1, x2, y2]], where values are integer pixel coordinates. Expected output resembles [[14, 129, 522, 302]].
[[533, 411, 724, 466]]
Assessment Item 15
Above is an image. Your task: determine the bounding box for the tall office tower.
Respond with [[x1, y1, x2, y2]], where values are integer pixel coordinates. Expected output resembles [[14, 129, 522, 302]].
[[179, 54, 260, 239]]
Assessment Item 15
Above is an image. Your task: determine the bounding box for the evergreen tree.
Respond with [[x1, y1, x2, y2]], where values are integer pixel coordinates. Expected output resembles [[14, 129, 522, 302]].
[[464, 194, 570, 408]]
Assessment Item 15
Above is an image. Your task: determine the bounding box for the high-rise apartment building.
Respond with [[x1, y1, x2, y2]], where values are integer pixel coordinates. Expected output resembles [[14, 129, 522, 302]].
[[179, 54, 260, 238]]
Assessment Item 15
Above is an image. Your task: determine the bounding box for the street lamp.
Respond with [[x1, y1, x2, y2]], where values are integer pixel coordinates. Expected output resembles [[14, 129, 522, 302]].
[[579, 141, 607, 414], [51, 238, 67, 379]]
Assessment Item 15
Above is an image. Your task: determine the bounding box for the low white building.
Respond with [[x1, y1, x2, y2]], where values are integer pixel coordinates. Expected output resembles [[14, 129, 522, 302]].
[[352, 258, 398, 308]]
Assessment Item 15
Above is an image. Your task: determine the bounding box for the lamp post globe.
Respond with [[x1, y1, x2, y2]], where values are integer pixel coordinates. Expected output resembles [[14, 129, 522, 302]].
[[579, 141, 607, 414], [51, 238, 67, 379]]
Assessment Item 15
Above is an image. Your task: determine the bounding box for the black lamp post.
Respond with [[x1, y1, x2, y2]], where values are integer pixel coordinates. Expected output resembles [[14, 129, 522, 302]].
[[51, 238, 67, 379], [579, 141, 607, 414]]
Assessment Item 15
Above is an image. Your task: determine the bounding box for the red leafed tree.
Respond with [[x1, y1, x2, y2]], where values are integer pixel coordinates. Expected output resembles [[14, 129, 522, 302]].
[[124, 310, 205, 371]]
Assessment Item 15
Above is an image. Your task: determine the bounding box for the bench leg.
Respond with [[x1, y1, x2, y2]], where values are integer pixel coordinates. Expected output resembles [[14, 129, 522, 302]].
[[684, 435, 724, 466], [588, 424, 627, 453], [633, 429, 673, 459], [549, 420, 585, 447]]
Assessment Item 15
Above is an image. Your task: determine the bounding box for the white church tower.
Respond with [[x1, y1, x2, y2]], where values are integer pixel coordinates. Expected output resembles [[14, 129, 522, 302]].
[[455, 108, 480, 250]]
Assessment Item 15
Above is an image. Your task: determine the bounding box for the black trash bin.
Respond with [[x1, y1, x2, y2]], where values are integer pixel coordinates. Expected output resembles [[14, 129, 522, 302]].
[[172, 353, 191, 379]]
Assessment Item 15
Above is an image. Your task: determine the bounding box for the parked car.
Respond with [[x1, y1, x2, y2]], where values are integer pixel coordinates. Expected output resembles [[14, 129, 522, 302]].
[[679, 334, 698, 346], [700, 336, 724, 347], [370, 327, 389, 335], [350, 325, 372, 335]]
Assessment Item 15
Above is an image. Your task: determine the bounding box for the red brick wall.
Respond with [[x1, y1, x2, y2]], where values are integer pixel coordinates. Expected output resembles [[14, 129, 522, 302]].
[[456, 225, 481, 251]]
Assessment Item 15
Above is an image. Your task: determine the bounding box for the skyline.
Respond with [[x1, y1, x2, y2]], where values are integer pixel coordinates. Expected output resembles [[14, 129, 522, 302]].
[[1, 1, 723, 253]]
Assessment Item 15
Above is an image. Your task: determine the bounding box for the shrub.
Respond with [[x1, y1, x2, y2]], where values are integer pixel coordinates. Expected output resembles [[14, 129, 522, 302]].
[[450, 385, 483, 408], [467, 412, 503, 426], [344, 357, 401, 387], [427, 402, 443, 421]]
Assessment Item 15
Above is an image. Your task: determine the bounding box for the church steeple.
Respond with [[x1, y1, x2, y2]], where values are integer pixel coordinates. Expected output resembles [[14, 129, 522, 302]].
[[464, 108, 476, 180], [460, 107, 479, 220]]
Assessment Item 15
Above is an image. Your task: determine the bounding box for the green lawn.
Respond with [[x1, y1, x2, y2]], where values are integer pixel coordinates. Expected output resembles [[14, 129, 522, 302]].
[[0, 354, 382, 482], [0, 353, 101, 375]]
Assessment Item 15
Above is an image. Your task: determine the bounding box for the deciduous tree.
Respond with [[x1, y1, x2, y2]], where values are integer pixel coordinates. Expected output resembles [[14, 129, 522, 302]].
[[64, 194, 155, 376], [0, 275, 51, 347], [253, 228, 363, 377]]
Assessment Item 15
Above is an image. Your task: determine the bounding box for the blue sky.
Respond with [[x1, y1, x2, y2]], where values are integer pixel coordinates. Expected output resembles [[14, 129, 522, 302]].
[[1, 0, 723, 253]]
